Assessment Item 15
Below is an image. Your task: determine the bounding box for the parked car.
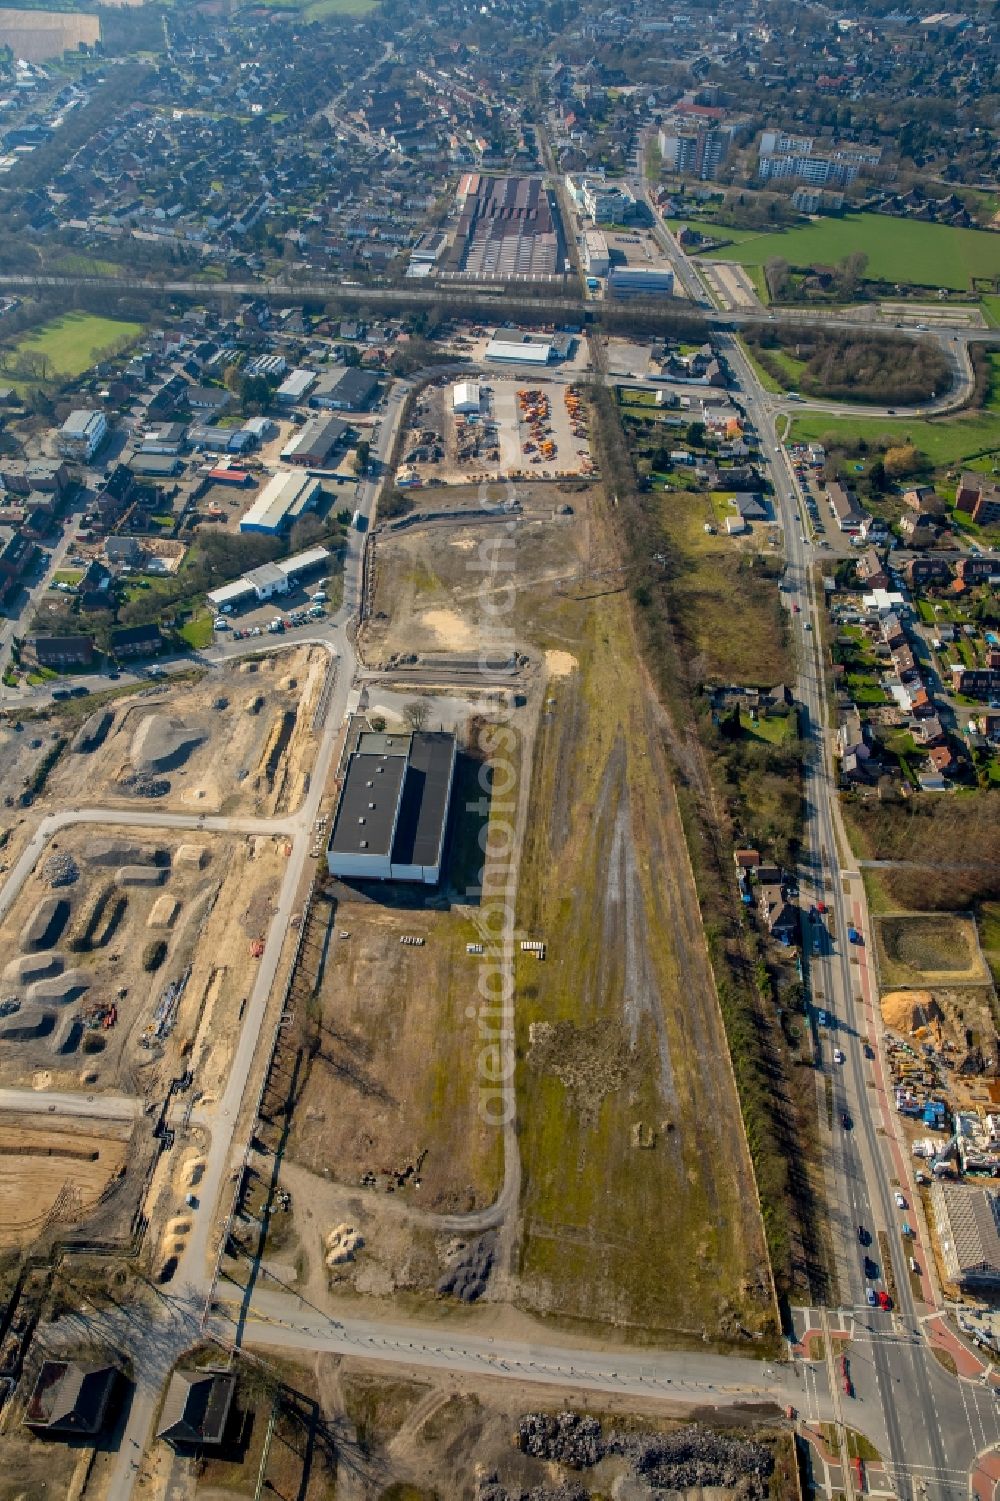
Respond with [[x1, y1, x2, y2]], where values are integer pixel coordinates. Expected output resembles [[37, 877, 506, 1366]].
[[894, 1191, 907, 1210], [834, 1048, 845, 1064]]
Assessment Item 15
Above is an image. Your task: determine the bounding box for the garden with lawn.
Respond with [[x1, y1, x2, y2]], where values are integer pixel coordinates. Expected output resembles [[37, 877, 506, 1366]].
[[4, 312, 142, 387]]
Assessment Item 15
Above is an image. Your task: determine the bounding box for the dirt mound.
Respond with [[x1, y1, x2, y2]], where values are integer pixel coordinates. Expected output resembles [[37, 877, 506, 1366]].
[[130, 713, 204, 773], [147, 895, 179, 929], [42, 853, 78, 888], [72, 709, 113, 754], [175, 845, 208, 869], [882, 989, 944, 1035], [4, 952, 64, 986], [114, 866, 166, 888], [26, 969, 90, 1005], [21, 897, 70, 953], [84, 839, 153, 867]]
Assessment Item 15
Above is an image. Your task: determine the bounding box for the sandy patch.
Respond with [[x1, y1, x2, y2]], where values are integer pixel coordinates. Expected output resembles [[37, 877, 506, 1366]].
[[420, 609, 475, 651], [544, 650, 578, 679]]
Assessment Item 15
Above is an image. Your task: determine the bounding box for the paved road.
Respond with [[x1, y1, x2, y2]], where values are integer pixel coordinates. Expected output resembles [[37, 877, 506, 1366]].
[[213, 1289, 824, 1414]]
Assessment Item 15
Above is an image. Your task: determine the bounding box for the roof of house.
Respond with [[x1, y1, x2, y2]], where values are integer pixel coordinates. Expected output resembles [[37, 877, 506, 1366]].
[[110, 622, 161, 648], [934, 1183, 1000, 1283], [26, 1361, 117, 1434], [157, 1369, 236, 1445]]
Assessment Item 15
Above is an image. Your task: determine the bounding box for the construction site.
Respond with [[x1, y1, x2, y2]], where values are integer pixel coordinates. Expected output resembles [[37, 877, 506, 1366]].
[[252, 464, 776, 1349], [34, 645, 333, 818], [397, 378, 595, 487], [874, 912, 1000, 1184], [0, 821, 289, 1247]]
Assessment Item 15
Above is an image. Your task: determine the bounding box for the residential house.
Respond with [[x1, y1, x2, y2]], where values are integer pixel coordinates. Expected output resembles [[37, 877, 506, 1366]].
[[857, 547, 888, 589], [95, 465, 136, 529], [758, 877, 799, 944], [57, 409, 107, 463], [24, 1361, 118, 1438], [974, 711, 1000, 741], [78, 559, 115, 611], [927, 743, 957, 777], [955, 474, 1000, 528], [105, 536, 144, 567], [910, 685, 934, 718], [733, 492, 768, 522], [952, 666, 1000, 700], [915, 715, 946, 747], [956, 556, 998, 586], [827, 480, 864, 532], [0, 532, 38, 605], [109, 623, 162, 660], [733, 849, 761, 870], [30, 635, 95, 668], [157, 1369, 236, 1448], [905, 556, 952, 588], [899, 513, 937, 546], [902, 485, 945, 516]]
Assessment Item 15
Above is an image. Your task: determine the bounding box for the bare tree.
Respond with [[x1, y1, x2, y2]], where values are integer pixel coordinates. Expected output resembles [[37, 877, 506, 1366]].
[[403, 699, 430, 731]]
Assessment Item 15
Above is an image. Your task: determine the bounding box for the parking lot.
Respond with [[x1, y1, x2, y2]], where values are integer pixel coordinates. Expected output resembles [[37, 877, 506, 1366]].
[[212, 580, 333, 642]]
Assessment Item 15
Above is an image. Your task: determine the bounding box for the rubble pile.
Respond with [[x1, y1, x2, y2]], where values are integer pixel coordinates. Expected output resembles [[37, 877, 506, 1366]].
[[42, 852, 79, 888], [436, 1231, 496, 1302], [116, 771, 170, 798], [609, 1424, 774, 1494], [477, 1478, 587, 1501], [516, 1413, 603, 1469], [510, 1417, 773, 1499]]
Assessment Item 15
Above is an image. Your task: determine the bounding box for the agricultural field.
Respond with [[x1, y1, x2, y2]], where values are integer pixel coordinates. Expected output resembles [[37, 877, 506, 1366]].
[[6, 311, 142, 384], [0, 8, 99, 62], [0, 1115, 130, 1248], [788, 409, 1000, 471], [683, 212, 1000, 292]]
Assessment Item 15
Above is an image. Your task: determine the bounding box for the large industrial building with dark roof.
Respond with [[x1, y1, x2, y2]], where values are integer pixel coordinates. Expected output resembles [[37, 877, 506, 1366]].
[[327, 721, 457, 885]]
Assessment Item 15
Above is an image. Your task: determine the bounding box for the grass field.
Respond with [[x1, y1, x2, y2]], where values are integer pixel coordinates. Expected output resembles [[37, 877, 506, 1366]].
[[514, 500, 775, 1347], [256, 0, 376, 15], [682, 212, 1000, 292], [656, 493, 791, 685], [788, 410, 1000, 470], [13, 311, 142, 380]]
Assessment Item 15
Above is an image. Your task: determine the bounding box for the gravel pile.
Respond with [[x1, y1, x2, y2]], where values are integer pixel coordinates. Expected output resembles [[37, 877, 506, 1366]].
[[117, 771, 170, 798], [436, 1231, 495, 1302], [72, 709, 113, 754], [43, 853, 79, 888]]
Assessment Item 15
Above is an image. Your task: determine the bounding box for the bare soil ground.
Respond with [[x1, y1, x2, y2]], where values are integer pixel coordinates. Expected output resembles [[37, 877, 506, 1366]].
[[0, 1115, 130, 1248], [0, 824, 288, 1104], [874, 913, 992, 989], [365, 483, 591, 667], [304, 485, 772, 1347], [195, 1351, 796, 1501], [288, 896, 505, 1218], [42, 645, 330, 818]]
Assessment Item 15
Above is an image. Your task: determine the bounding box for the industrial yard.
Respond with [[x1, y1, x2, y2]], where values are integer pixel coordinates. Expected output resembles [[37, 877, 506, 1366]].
[[397, 377, 595, 486]]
